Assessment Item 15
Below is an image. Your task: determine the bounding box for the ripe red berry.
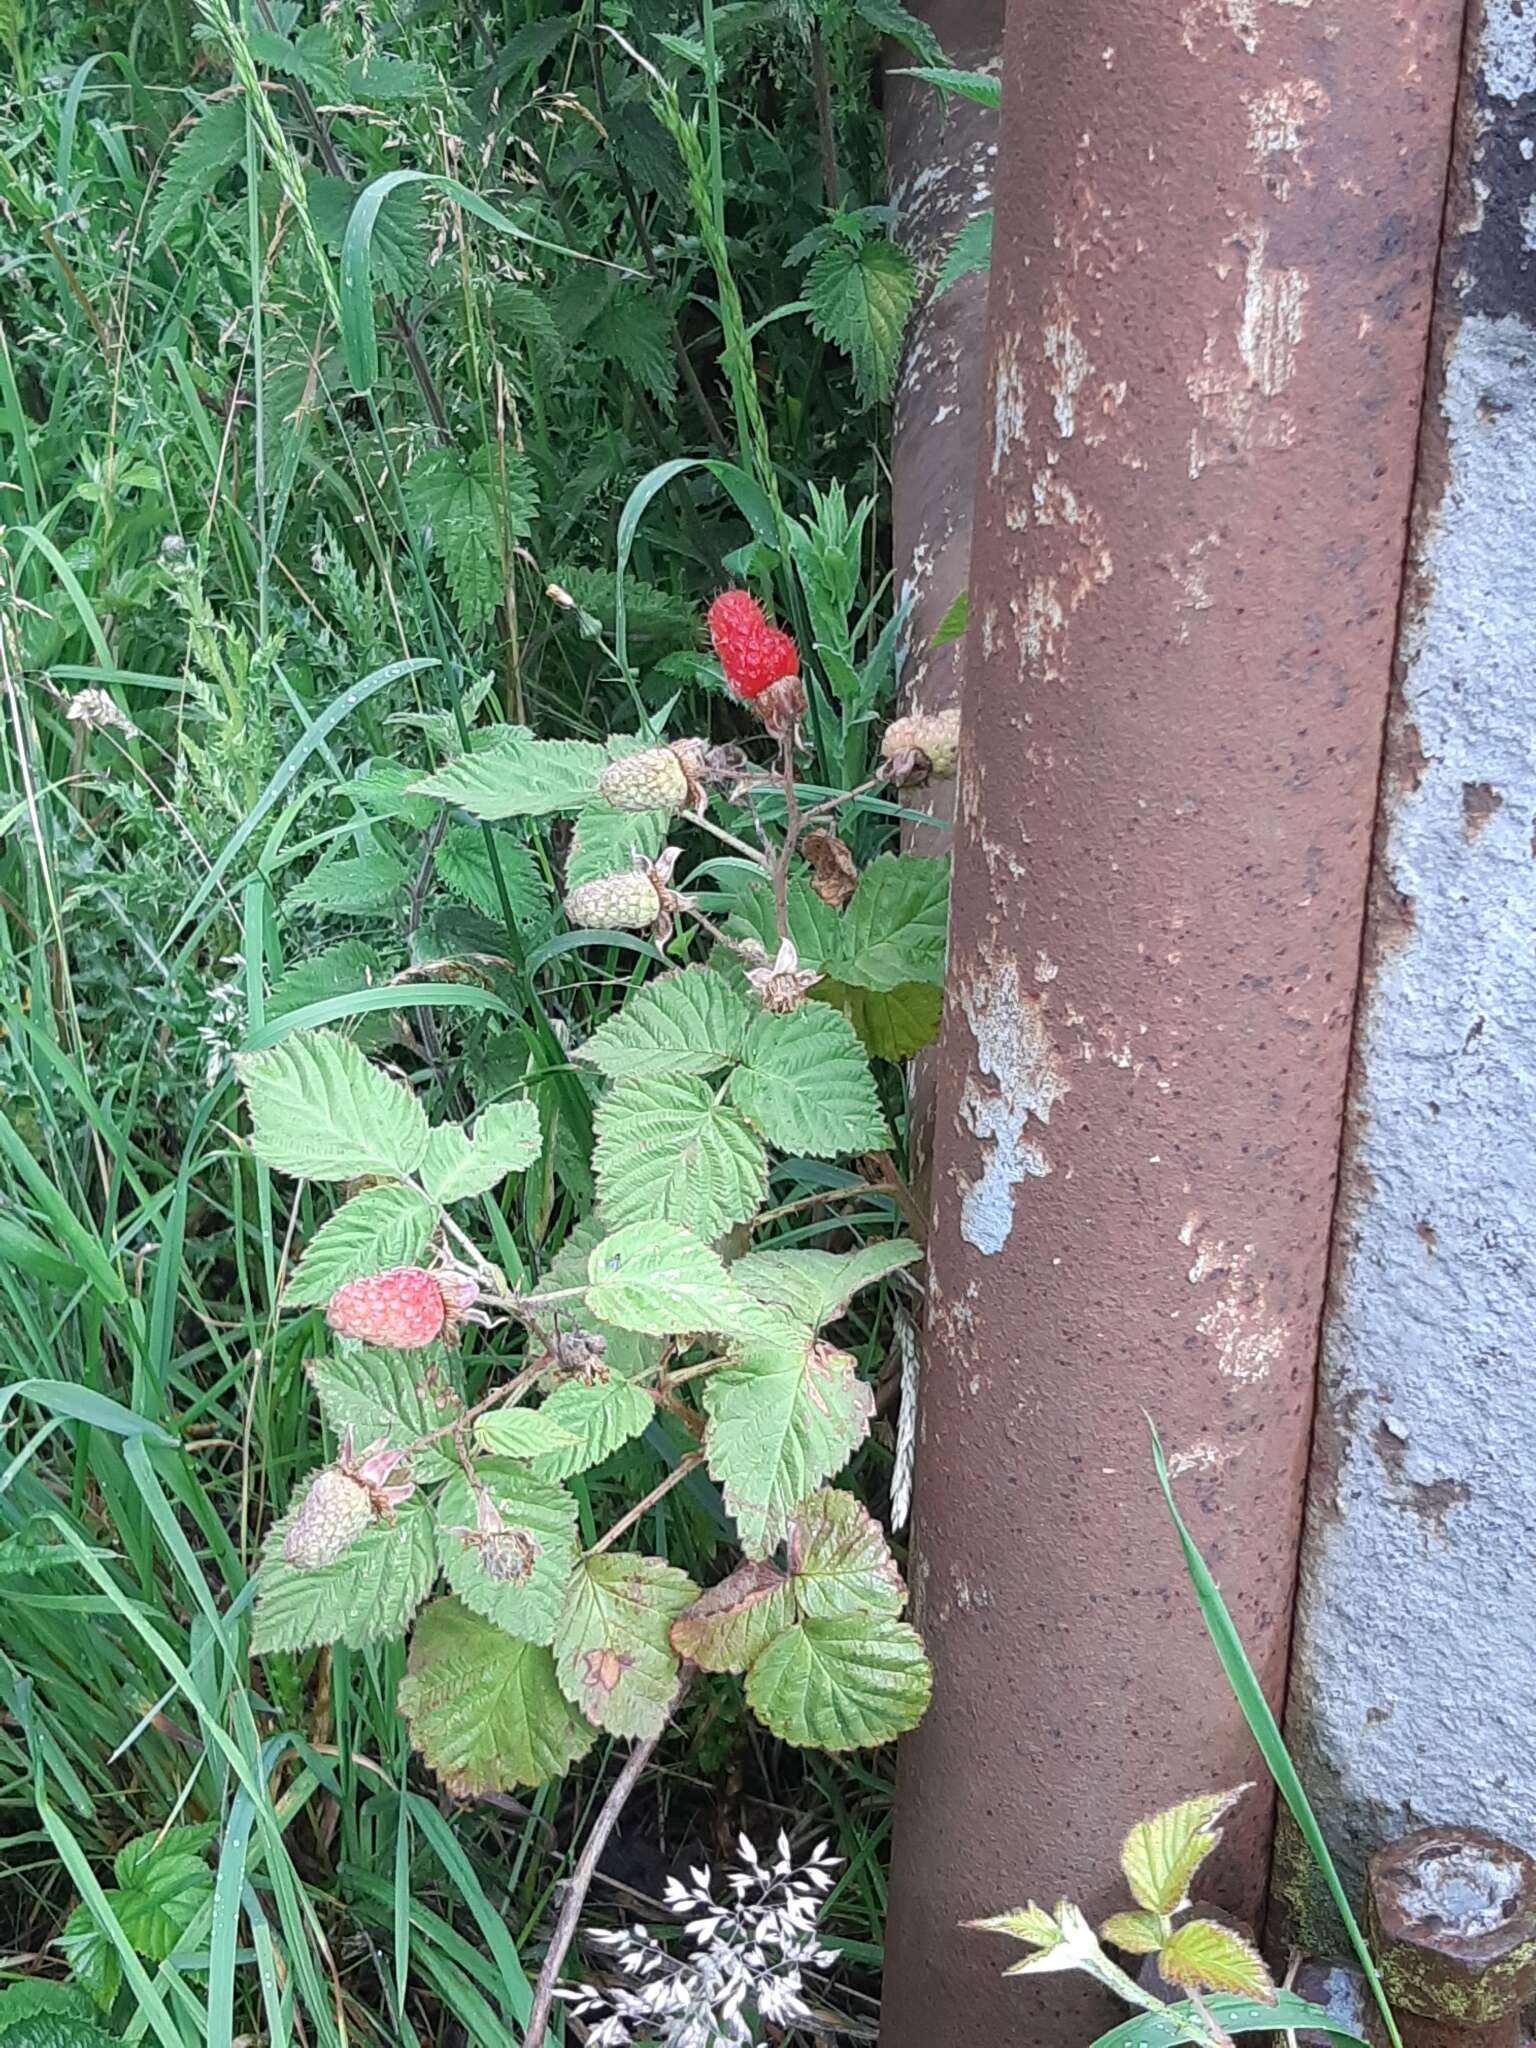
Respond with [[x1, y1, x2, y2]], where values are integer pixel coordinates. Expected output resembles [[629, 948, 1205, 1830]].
[[326, 1267, 447, 1350], [707, 590, 799, 700]]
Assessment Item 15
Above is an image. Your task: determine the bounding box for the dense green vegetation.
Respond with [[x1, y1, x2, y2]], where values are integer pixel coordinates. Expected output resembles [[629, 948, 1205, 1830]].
[[0, 1, 946, 2039]]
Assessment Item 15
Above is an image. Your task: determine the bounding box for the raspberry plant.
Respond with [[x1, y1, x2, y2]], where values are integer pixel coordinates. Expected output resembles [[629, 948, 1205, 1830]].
[[236, 593, 959, 1810]]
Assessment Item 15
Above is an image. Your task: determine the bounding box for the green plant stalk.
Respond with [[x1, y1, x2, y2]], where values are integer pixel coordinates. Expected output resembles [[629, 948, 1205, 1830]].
[[1148, 1420, 1403, 2048]]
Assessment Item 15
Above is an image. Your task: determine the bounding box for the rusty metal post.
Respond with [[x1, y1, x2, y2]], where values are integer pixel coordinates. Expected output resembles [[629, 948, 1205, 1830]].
[[1280, 0, 1536, 1950], [1366, 1828, 1536, 2048], [880, 3, 1464, 2043], [887, 0, 1004, 1202]]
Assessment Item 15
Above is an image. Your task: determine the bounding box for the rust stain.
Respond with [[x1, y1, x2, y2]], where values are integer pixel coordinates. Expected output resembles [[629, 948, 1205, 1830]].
[[1460, 780, 1504, 837], [1371, 1420, 1473, 1541]]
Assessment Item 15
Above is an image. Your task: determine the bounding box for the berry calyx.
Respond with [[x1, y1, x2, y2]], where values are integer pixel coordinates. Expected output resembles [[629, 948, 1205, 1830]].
[[707, 590, 799, 700], [879, 707, 961, 785]]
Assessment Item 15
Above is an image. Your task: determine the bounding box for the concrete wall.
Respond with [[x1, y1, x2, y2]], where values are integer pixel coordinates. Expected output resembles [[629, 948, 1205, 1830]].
[[1282, 0, 1536, 1949]]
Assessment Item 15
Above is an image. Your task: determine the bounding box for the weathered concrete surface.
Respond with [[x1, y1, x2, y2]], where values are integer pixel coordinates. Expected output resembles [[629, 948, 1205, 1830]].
[[1281, 0, 1536, 1953], [879, 1, 1463, 2042]]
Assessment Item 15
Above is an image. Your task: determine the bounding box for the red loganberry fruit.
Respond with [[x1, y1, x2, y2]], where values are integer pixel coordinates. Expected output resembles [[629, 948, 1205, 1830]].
[[326, 1266, 447, 1350], [707, 590, 799, 700]]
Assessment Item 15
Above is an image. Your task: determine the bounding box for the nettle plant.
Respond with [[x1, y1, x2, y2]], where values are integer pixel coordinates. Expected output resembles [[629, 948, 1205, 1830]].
[[237, 590, 959, 1796], [972, 1789, 1280, 2048]]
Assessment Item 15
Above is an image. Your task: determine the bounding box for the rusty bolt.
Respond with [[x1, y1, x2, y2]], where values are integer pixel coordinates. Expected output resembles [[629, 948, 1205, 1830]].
[[1365, 1826, 1536, 2048]]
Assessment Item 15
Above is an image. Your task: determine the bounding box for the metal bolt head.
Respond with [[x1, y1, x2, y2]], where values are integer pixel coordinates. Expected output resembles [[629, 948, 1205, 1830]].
[[1365, 1827, 1536, 2026]]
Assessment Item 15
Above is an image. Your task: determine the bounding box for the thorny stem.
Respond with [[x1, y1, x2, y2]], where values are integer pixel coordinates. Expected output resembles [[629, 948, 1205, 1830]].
[[586, 1452, 705, 1557], [523, 1670, 695, 2048]]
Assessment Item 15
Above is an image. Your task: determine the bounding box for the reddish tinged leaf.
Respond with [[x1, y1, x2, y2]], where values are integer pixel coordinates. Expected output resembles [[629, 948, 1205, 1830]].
[[670, 1559, 794, 1673]]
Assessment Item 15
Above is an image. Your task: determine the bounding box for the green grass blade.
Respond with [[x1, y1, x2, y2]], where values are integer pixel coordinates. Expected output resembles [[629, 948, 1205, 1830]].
[[1148, 1421, 1401, 2048], [1092, 1989, 1368, 2048]]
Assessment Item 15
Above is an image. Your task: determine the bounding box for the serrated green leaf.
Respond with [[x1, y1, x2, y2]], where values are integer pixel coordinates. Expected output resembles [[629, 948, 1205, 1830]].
[[1120, 1790, 1245, 1916], [726, 875, 843, 976], [414, 733, 605, 819], [589, 290, 676, 408], [553, 1553, 696, 1737], [966, 1903, 1063, 1952], [729, 1005, 889, 1157], [268, 939, 398, 1051], [835, 853, 950, 991], [539, 1215, 666, 1382], [564, 801, 669, 889], [585, 1222, 783, 1342], [421, 1100, 541, 1202], [1100, 1910, 1168, 1956], [435, 1463, 577, 1645], [731, 1241, 922, 1336], [936, 208, 992, 298], [805, 236, 914, 405], [308, 170, 426, 299], [58, 1903, 120, 2010], [788, 1488, 905, 1619], [288, 848, 409, 916], [1158, 1920, 1276, 2003], [110, 1847, 213, 1963], [595, 1074, 767, 1239], [285, 1182, 436, 1306], [527, 1377, 654, 1481], [703, 1337, 873, 1557], [239, 1029, 429, 1181], [474, 1407, 581, 1461], [575, 967, 752, 1080], [0, 1982, 108, 2033], [344, 49, 439, 102], [669, 1560, 795, 1673], [146, 98, 246, 247], [252, 1496, 436, 1654], [433, 825, 551, 930], [813, 977, 943, 1059], [400, 445, 538, 634], [850, 0, 945, 62], [892, 64, 1001, 108], [399, 1597, 595, 1795], [346, 760, 439, 829], [745, 1615, 931, 1750], [307, 1346, 463, 1482], [251, 19, 346, 96], [0, 2015, 124, 2048]]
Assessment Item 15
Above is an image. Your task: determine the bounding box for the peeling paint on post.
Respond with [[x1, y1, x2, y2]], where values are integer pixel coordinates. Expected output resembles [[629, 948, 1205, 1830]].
[[880, 2, 1463, 2042], [886, 0, 1005, 1199], [1281, 0, 1536, 1952]]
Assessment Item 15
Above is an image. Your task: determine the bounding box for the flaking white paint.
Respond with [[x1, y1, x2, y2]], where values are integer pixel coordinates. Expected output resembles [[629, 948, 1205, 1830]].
[[956, 950, 1069, 1255]]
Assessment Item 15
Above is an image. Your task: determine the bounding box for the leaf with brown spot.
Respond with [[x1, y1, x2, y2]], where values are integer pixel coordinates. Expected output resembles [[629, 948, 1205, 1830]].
[[553, 1553, 697, 1738], [670, 1559, 794, 1673]]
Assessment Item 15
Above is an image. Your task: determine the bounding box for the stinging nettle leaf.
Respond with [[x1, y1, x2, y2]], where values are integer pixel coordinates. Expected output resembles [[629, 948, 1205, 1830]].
[[788, 1489, 906, 1620], [434, 1462, 578, 1647], [420, 1100, 541, 1202], [670, 1560, 794, 1674], [703, 1338, 874, 1558], [745, 1615, 932, 1751], [239, 1029, 429, 1181], [399, 1597, 595, 1795], [285, 1182, 436, 1306], [936, 208, 993, 299], [805, 236, 915, 406], [553, 1553, 697, 1738], [575, 966, 752, 1080], [729, 1005, 890, 1158], [413, 733, 605, 820], [594, 1073, 768, 1240], [252, 1495, 436, 1655]]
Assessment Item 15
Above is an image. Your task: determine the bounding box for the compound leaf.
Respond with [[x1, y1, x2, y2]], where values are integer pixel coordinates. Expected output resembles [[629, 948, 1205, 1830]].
[[595, 1074, 768, 1239], [434, 1462, 578, 1646], [575, 967, 751, 1080], [285, 1183, 436, 1306], [731, 1240, 922, 1335], [527, 1377, 654, 1481], [252, 1495, 436, 1654], [1120, 1790, 1246, 1917], [703, 1338, 873, 1557], [413, 733, 605, 820], [669, 1560, 795, 1674], [787, 1488, 905, 1619], [729, 1005, 888, 1157], [585, 1223, 783, 1342], [1158, 1921, 1276, 2004], [420, 1100, 541, 1202]]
